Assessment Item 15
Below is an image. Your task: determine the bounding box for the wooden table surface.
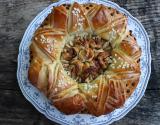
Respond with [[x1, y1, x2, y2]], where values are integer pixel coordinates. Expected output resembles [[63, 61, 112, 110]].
[[0, 0, 160, 125]]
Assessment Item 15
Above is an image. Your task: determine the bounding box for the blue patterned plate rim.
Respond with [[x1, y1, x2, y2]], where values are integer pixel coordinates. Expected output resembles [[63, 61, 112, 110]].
[[17, 0, 151, 125]]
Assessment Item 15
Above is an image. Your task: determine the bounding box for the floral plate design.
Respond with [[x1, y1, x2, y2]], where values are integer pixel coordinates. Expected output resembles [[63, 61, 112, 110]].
[[17, 0, 151, 125]]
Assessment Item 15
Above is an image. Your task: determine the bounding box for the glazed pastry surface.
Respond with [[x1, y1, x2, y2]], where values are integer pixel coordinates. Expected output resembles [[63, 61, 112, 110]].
[[28, 2, 141, 116]]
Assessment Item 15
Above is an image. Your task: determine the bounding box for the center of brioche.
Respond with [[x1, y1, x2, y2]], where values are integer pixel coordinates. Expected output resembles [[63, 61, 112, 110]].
[[61, 34, 112, 83]]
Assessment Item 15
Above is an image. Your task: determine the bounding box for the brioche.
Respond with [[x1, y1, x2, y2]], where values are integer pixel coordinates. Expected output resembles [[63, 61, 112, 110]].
[[28, 2, 141, 116]]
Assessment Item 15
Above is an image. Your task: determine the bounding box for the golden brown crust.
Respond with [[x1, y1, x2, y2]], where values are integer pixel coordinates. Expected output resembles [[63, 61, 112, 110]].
[[54, 94, 85, 114], [28, 56, 48, 94], [89, 6, 127, 48], [28, 2, 141, 116], [68, 2, 90, 33], [91, 5, 110, 29], [47, 63, 78, 100], [40, 5, 68, 31], [52, 5, 68, 31], [120, 31, 141, 63], [28, 57, 42, 86], [33, 27, 65, 61]]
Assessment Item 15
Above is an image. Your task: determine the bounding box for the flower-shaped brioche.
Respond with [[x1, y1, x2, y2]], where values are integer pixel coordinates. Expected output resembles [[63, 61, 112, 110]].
[[28, 2, 141, 116]]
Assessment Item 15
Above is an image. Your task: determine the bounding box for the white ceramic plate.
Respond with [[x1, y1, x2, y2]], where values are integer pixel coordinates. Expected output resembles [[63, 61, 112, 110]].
[[17, 0, 151, 125]]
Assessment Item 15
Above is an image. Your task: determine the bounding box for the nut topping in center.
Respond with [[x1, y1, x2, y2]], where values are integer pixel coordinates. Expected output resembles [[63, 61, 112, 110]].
[[61, 35, 112, 83]]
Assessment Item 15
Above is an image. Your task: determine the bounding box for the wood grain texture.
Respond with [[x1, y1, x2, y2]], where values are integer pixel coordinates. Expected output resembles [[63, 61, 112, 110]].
[[0, 89, 159, 125], [0, 0, 159, 125]]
